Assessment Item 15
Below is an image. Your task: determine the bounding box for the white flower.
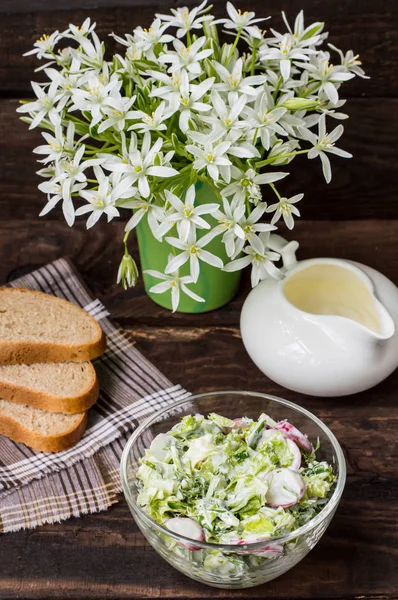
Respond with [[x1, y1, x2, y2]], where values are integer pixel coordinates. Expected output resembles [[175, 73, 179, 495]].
[[33, 123, 65, 164], [234, 203, 276, 256], [186, 131, 232, 182], [38, 178, 86, 222], [104, 132, 179, 198], [266, 193, 303, 229], [266, 138, 300, 165], [222, 167, 288, 204], [124, 197, 165, 237], [213, 58, 266, 95], [158, 184, 219, 242], [241, 25, 267, 45], [44, 60, 85, 100], [244, 92, 287, 150], [133, 19, 174, 61], [224, 128, 260, 160], [170, 74, 214, 131], [279, 11, 325, 48], [70, 75, 121, 126], [328, 44, 369, 79], [75, 167, 137, 228], [224, 231, 282, 286], [159, 37, 213, 75], [16, 79, 66, 129], [49, 145, 104, 225], [260, 33, 312, 81], [97, 92, 137, 133], [66, 18, 96, 44], [165, 231, 223, 282], [112, 37, 143, 70], [70, 30, 104, 71], [56, 47, 74, 68], [150, 71, 213, 130], [298, 52, 355, 104], [23, 31, 61, 60], [33, 121, 83, 164], [300, 114, 352, 183], [315, 96, 349, 120], [149, 70, 192, 105], [128, 101, 172, 134], [212, 196, 246, 257], [201, 90, 249, 135], [214, 2, 267, 34], [156, 0, 213, 39], [145, 262, 205, 313]]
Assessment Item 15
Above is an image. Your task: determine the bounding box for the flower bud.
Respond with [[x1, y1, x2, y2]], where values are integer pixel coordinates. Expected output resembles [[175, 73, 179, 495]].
[[221, 43, 235, 66], [280, 98, 320, 111], [117, 253, 139, 289], [202, 20, 219, 45]]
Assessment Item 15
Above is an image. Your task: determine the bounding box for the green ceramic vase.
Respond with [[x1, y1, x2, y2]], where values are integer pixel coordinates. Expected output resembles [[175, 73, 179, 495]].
[[135, 181, 242, 313]]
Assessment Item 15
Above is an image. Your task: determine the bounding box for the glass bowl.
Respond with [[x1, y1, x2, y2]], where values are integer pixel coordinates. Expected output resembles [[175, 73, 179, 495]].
[[120, 391, 346, 589]]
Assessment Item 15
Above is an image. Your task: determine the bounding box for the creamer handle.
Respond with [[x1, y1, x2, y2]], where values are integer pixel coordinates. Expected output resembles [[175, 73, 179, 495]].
[[268, 234, 299, 272]]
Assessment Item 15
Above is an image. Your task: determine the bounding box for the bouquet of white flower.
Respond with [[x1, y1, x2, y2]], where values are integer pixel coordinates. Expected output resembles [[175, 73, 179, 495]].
[[18, 2, 367, 312]]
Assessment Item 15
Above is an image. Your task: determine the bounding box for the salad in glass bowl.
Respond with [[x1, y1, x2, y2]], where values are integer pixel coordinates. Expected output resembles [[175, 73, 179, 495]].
[[121, 392, 345, 588]]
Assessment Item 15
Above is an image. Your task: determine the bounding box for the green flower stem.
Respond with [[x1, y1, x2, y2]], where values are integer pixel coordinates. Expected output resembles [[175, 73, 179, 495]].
[[198, 174, 222, 202], [256, 149, 309, 168], [123, 230, 131, 259], [179, 164, 193, 176], [66, 114, 90, 125], [229, 29, 242, 62], [133, 64, 144, 88], [269, 183, 281, 200], [301, 81, 321, 97], [250, 44, 258, 76], [187, 30, 192, 45], [272, 76, 283, 101]]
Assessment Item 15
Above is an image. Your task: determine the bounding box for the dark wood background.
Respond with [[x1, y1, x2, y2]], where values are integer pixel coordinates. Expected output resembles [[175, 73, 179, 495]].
[[0, 1, 397, 598]]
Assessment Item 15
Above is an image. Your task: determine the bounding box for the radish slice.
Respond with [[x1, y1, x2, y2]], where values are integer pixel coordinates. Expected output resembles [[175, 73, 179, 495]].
[[165, 517, 205, 551], [273, 421, 313, 454], [233, 418, 250, 429], [286, 438, 301, 471], [265, 468, 305, 508], [149, 433, 175, 461], [224, 418, 251, 433]]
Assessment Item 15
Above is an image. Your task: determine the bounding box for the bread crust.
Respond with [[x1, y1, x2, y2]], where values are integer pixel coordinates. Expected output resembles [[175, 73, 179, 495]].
[[0, 288, 107, 364], [0, 364, 99, 413], [0, 411, 88, 453]]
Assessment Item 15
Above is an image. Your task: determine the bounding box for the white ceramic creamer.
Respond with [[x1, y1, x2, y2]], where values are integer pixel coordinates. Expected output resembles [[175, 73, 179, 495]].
[[240, 235, 398, 396]]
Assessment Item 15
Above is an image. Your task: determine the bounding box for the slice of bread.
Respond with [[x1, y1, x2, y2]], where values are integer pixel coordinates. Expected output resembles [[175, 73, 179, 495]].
[[0, 288, 106, 364], [0, 399, 88, 453], [0, 362, 99, 413]]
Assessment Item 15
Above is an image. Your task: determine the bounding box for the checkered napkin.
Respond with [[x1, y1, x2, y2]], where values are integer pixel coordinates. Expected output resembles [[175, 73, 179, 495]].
[[0, 258, 189, 533]]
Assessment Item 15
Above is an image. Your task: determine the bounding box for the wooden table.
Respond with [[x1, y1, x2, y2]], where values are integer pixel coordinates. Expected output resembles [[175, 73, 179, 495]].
[[0, 0, 397, 598]]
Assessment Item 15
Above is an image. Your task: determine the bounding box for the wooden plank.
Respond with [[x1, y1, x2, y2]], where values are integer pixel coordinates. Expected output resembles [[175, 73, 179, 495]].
[[2, 97, 398, 221], [2, 219, 398, 327], [0, 0, 395, 97]]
